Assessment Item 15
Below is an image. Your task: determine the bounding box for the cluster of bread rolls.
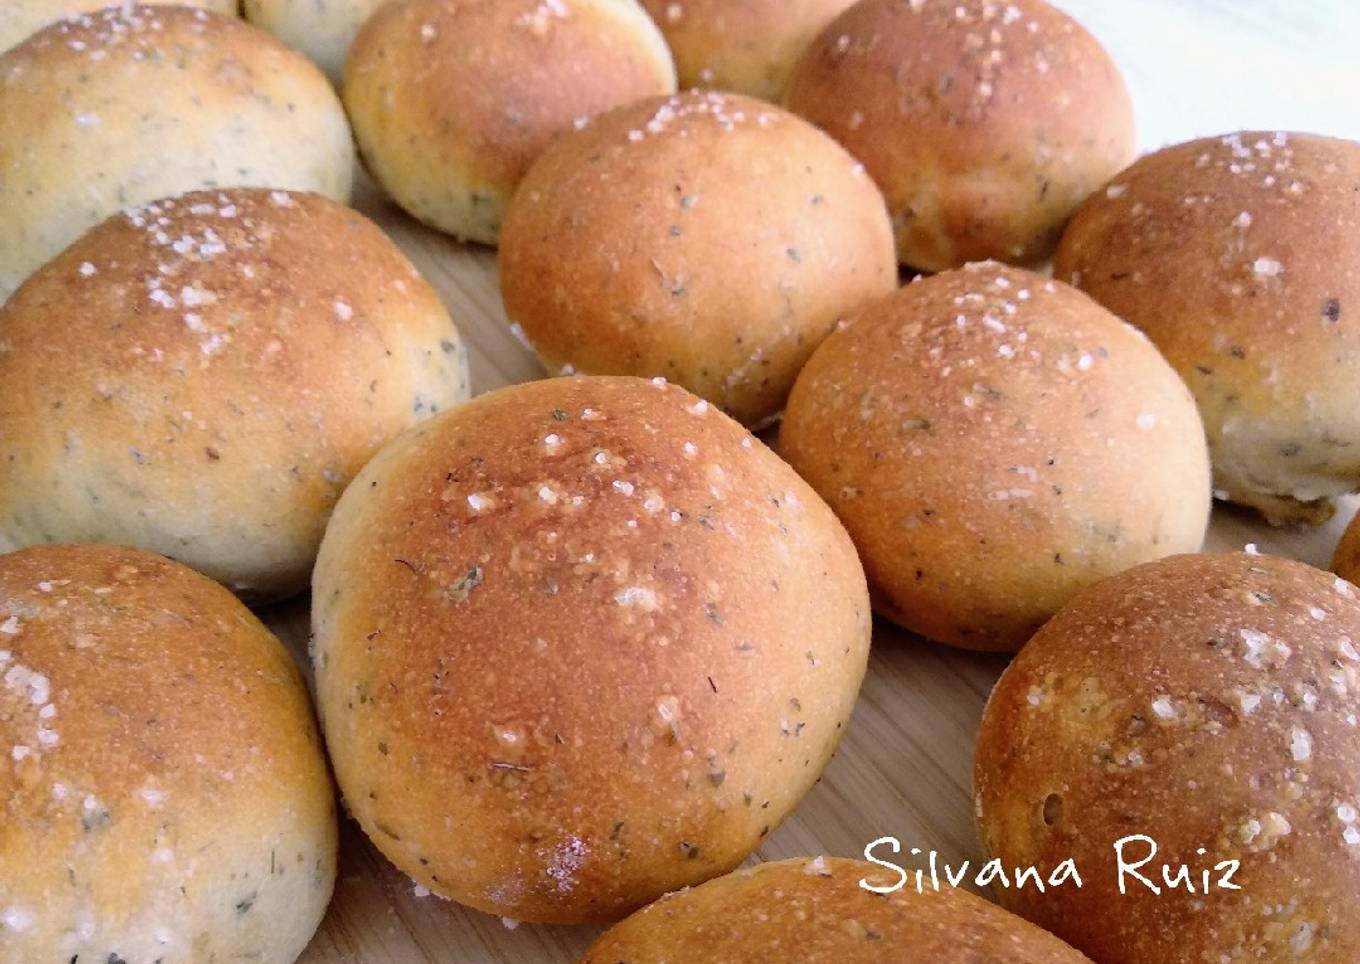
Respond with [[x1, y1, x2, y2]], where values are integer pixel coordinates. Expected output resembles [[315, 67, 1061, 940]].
[[1, 0, 1357, 962]]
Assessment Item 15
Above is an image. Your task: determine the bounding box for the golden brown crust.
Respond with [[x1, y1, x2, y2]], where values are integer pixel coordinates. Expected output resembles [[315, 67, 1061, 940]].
[[582, 856, 1090, 962], [1332, 514, 1360, 584], [0, 0, 237, 54], [243, 0, 388, 82], [784, 0, 1134, 271], [780, 262, 1210, 651], [1055, 132, 1360, 527], [499, 90, 897, 427], [975, 552, 1360, 963], [343, 0, 677, 245], [313, 376, 871, 924], [639, 0, 857, 101], [0, 188, 469, 600], [0, 5, 354, 299], [0, 543, 336, 962]]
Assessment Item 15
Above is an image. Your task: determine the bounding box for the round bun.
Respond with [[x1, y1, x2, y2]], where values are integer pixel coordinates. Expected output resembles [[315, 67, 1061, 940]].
[[0, 543, 335, 962], [0, 188, 469, 601], [343, 0, 677, 245], [785, 0, 1135, 272], [639, 0, 857, 101], [1055, 132, 1360, 527], [976, 552, 1360, 962], [0, 5, 354, 300], [582, 856, 1090, 962], [500, 91, 897, 427], [243, 0, 386, 83], [312, 375, 870, 924], [780, 262, 1210, 651], [1, 0, 237, 54]]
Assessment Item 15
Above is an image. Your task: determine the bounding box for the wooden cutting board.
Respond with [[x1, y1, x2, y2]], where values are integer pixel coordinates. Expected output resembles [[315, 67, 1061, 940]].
[[283, 2, 1360, 959]]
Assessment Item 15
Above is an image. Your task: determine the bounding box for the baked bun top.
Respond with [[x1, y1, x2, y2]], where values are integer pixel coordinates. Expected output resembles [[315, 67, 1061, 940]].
[[582, 856, 1089, 962], [1, 0, 237, 54], [0, 543, 335, 960], [1055, 131, 1360, 525], [785, 0, 1134, 270], [640, 0, 857, 100], [312, 375, 870, 923], [499, 90, 896, 426], [342, 0, 676, 244], [0, 5, 354, 298], [780, 262, 1210, 650], [0, 188, 468, 599], [976, 551, 1360, 962]]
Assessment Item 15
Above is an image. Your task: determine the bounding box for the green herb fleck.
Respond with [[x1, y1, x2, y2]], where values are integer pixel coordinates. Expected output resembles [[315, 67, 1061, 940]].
[[449, 566, 484, 603]]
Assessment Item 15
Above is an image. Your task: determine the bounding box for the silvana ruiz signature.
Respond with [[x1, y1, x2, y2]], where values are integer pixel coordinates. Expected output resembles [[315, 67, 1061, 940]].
[[861, 835, 1243, 896]]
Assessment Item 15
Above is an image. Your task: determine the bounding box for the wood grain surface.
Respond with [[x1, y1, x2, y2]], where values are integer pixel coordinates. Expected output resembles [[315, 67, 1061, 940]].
[[282, 2, 1360, 960]]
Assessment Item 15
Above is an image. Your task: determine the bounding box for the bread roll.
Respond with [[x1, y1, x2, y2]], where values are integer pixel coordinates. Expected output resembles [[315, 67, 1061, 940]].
[[582, 856, 1089, 962], [1, 0, 237, 54], [499, 91, 897, 427], [0, 543, 335, 962], [242, 0, 386, 83], [0, 5, 354, 301], [312, 375, 871, 924], [0, 188, 469, 601], [343, 0, 677, 246], [638, 0, 857, 101], [975, 551, 1360, 963], [785, 0, 1134, 272], [1055, 132, 1360, 526], [780, 262, 1210, 651]]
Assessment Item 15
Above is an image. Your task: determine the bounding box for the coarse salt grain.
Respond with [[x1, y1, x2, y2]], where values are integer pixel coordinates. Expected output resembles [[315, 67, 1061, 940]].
[[1253, 257, 1282, 278], [803, 856, 832, 876], [614, 586, 658, 610], [1289, 726, 1313, 761]]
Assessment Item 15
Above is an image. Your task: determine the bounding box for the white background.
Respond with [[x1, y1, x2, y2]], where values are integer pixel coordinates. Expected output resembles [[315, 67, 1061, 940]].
[[1055, 0, 1360, 149]]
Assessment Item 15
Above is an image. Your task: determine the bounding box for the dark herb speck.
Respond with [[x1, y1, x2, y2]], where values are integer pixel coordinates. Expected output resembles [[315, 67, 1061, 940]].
[[449, 565, 484, 602]]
